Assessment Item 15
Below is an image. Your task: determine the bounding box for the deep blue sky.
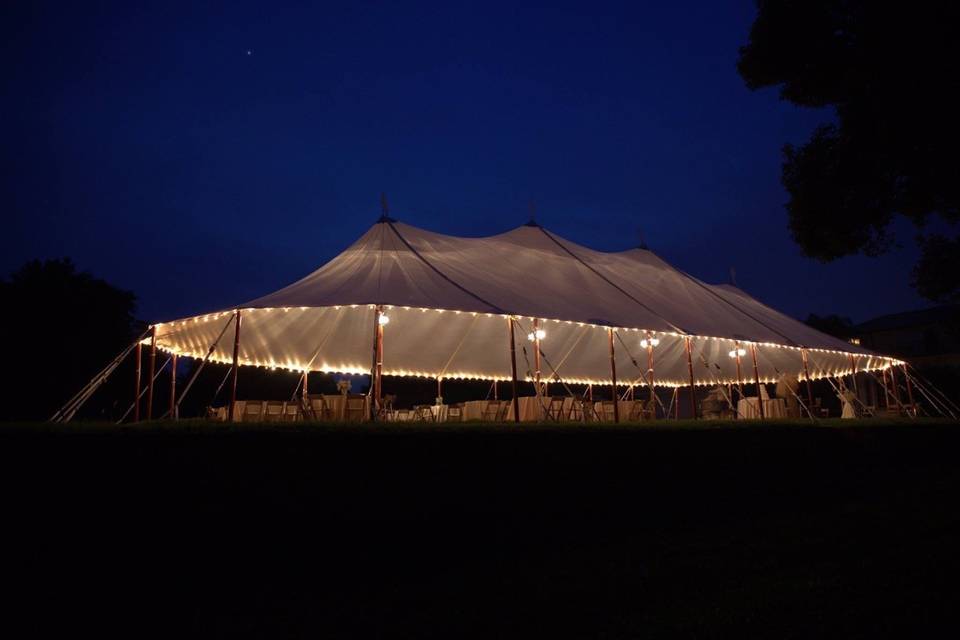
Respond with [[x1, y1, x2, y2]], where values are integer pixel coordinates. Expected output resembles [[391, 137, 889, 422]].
[[3, 1, 925, 324]]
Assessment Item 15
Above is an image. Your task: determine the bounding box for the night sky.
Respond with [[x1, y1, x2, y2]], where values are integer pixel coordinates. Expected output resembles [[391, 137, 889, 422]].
[[3, 1, 926, 325]]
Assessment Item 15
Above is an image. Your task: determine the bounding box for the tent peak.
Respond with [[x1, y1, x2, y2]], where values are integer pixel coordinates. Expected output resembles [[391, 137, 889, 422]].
[[376, 214, 397, 224]]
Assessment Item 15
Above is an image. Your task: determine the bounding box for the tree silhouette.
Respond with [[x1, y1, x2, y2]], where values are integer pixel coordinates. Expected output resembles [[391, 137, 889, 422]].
[[738, 1, 959, 302], [0, 259, 139, 421]]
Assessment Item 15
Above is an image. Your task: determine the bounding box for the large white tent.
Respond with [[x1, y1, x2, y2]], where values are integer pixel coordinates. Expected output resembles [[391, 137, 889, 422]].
[[152, 218, 897, 396]]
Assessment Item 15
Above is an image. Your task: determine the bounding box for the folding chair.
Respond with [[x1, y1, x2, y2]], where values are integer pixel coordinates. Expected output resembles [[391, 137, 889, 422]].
[[394, 408, 411, 422], [446, 403, 464, 422], [242, 401, 264, 422], [263, 400, 284, 422], [481, 400, 503, 422], [599, 400, 617, 422], [282, 402, 300, 422], [412, 405, 435, 422], [305, 394, 332, 421], [546, 396, 566, 421], [378, 394, 396, 420], [345, 394, 367, 422]]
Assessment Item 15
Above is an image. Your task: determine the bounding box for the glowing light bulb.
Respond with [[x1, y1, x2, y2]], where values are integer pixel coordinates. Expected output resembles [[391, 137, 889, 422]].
[[378, 314, 390, 325], [640, 337, 660, 349], [728, 348, 746, 358]]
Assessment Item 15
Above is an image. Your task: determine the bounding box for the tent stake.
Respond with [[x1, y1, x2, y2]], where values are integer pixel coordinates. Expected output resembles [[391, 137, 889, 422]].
[[801, 348, 814, 417], [685, 337, 697, 419], [146, 327, 157, 420], [227, 309, 242, 423], [608, 328, 619, 423], [508, 317, 520, 424], [133, 340, 142, 422], [169, 353, 177, 420], [750, 343, 765, 419]]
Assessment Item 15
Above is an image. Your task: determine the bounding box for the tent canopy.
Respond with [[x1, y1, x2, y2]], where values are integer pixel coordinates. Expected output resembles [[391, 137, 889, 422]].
[[153, 219, 895, 386]]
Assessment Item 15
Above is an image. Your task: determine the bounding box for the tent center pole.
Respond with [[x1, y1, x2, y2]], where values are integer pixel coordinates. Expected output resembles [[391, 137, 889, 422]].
[[508, 317, 520, 424], [848, 354, 859, 399], [902, 363, 915, 415], [685, 337, 697, 419], [371, 306, 384, 420], [608, 328, 619, 423], [227, 309, 242, 423], [734, 341, 744, 406], [169, 353, 177, 420], [750, 343, 765, 419], [133, 340, 142, 423], [145, 327, 157, 420], [646, 332, 656, 419], [801, 348, 814, 417]]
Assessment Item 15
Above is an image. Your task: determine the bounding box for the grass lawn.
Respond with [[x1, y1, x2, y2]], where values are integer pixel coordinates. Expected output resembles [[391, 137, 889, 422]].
[[2, 419, 958, 637]]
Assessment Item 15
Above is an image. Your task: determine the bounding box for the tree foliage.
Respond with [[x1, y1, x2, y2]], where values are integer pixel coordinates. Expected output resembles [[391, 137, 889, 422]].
[[0, 259, 139, 421], [738, 1, 960, 301]]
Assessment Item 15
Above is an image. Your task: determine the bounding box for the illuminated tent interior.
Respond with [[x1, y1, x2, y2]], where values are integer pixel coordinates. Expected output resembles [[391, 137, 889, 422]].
[[152, 218, 898, 396]]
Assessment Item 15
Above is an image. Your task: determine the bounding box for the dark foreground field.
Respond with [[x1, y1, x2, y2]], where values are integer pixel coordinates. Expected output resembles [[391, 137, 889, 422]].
[[2, 420, 959, 638]]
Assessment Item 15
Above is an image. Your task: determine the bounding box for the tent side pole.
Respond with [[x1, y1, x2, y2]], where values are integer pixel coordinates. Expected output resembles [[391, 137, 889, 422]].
[[608, 328, 619, 423], [902, 363, 915, 415], [685, 337, 697, 419], [508, 317, 520, 424], [146, 327, 157, 420], [133, 340, 142, 422], [801, 348, 814, 417], [169, 353, 177, 420], [750, 343, 765, 419], [227, 309, 242, 423]]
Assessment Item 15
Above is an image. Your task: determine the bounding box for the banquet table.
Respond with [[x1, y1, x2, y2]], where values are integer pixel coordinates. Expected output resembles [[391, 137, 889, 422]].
[[736, 397, 786, 419]]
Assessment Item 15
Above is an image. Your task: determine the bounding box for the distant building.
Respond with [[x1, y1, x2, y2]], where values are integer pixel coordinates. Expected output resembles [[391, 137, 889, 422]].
[[852, 306, 960, 368]]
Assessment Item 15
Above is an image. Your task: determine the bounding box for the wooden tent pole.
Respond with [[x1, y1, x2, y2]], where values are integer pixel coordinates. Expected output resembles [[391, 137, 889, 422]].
[[646, 332, 656, 419], [801, 348, 814, 417], [685, 337, 697, 419], [533, 318, 542, 397], [371, 306, 384, 420], [848, 354, 859, 398], [608, 328, 619, 423], [889, 365, 903, 413], [750, 343, 765, 419], [169, 353, 177, 420], [133, 340, 142, 422], [902, 363, 915, 415], [227, 309, 242, 423], [508, 317, 520, 424], [734, 342, 744, 403], [145, 327, 157, 420]]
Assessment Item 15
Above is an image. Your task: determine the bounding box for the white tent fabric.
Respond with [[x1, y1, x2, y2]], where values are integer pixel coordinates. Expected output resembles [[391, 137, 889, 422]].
[[152, 220, 898, 386]]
